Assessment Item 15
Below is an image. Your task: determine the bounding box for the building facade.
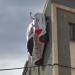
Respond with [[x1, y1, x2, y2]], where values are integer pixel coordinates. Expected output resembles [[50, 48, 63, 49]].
[[22, 0, 75, 75]]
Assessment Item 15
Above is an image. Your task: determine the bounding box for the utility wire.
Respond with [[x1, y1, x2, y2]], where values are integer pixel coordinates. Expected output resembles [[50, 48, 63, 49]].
[[0, 64, 75, 71], [0, 67, 24, 71]]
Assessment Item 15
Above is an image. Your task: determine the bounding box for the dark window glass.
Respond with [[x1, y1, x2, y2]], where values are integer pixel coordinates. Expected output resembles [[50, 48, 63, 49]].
[[69, 22, 75, 41]]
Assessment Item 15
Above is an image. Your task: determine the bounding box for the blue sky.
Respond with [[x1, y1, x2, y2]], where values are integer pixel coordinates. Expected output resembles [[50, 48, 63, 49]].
[[0, 0, 45, 75]]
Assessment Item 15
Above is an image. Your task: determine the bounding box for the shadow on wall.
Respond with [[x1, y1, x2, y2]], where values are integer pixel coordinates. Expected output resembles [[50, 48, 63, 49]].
[[42, 16, 52, 66]]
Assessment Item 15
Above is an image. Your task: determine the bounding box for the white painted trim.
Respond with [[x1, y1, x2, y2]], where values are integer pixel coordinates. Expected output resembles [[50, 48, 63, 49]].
[[51, 3, 59, 75], [55, 3, 75, 13], [51, 3, 58, 66]]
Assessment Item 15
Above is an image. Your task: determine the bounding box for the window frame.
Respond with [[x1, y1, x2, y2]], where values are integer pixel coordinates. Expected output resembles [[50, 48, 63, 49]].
[[69, 22, 75, 41]]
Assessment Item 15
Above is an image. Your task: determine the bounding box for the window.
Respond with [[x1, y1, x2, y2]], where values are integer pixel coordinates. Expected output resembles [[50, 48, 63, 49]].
[[69, 22, 75, 41]]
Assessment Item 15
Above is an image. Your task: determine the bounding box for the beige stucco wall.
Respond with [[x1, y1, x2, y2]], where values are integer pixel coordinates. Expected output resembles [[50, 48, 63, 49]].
[[57, 8, 75, 75], [70, 42, 75, 75], [70, 42, 75, 68]]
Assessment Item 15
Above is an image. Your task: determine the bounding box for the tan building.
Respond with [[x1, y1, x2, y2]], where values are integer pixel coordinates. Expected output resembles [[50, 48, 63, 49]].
[[22, 0, 75, 75]]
